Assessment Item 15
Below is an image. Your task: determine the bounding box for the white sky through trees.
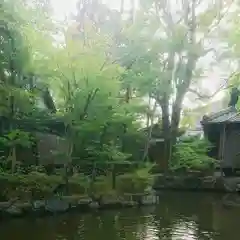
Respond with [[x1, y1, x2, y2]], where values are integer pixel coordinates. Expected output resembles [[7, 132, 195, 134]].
[[50, 0, 228, 111], [51, 0, 134, 19]]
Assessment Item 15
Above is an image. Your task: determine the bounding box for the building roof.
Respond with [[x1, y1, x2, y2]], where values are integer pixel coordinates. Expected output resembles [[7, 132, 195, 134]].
[[201, 106, 240, 124], [0, 114, 66, 136], [183, 99, 227, 129]]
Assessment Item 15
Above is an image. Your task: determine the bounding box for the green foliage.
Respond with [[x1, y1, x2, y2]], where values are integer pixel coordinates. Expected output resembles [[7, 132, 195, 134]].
[[90, 175, 114, 196], [1, 0, 234, 176], [116, 163, 155, 194], [171, 137, 216, 172], [0, 0, 146, 166], [0, 168, 155, 201], [0, 130, 32, 148], [0, 171, 89, 201], [0, 172, 62, 200]]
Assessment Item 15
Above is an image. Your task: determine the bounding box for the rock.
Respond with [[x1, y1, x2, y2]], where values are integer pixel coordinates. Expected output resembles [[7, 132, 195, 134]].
[[223, 177, 240, 192], [142, 193, 159, 205], [77, 198, 91, 205], [6, 205, 22, 216], [214, 171, 222, 177], [183, 176, 202, 189], [222, 194, 240, 207], [202, 176, 216, 189], [101, 195, 121, 205], [45, 198, 69, 212], [144, 186, 154, 192], [121, 200, 138, 207], [33, 200, 45, 210], [89, 201, 100, 209], [153, 175, 183, 189], [153, 173, 227, 192], [122, 192, 159, 206], [73, 197, 91, 211]]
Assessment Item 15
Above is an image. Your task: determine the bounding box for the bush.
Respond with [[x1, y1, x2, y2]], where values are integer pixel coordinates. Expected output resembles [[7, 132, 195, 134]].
[[0, 172, 62, 200], [171, 137, 216, 172], [0, 172, 90, 201], [0, 163, 156, 201], [116, 164, 154, 194], [89, 175, 114, 196], [68, 173, 89, 195]]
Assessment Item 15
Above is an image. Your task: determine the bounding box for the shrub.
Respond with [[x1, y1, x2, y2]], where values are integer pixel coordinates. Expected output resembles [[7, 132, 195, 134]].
[[68, 173, 89, 195], [171, 137, 216, 172], [89, 175, 114, 196], [116, 163, 154, 194], [0, 172, 62, 200], [0, 172, 90, 201]]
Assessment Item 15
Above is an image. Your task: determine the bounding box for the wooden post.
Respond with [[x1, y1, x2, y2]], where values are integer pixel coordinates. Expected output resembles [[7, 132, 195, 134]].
[[221, 124, 226, 177]]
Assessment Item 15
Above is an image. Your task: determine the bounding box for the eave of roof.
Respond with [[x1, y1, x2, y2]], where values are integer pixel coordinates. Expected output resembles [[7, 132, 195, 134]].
[[201, 107, 240, 124]]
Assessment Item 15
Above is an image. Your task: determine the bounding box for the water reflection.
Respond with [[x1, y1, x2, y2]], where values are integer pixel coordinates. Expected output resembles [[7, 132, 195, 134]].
[[1, 192, 240, 240]]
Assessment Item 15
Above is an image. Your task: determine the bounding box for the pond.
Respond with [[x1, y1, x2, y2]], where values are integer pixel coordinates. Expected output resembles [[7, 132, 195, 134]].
[[1, 192, 240, 240]]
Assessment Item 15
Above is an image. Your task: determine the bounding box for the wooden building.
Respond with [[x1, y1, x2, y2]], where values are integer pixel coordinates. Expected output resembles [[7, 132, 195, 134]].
[[0, 115, 69, 167], [201, 106, 240, 176], [142, 123, 185, 164]]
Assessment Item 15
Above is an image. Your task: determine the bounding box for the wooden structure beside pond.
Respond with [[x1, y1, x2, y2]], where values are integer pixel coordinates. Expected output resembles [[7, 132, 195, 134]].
[[202, 106, 240, 176], [0, 115, 69, 167], [142, 123, 185, 165]]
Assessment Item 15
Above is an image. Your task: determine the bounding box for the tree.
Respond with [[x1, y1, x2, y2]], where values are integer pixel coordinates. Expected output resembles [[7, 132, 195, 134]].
[[0, 0, 57, 117], [0, 0, 148, 173], [3, 0, 233, 174], [114, 0, 233, 170], [221, 2, 240, 109]]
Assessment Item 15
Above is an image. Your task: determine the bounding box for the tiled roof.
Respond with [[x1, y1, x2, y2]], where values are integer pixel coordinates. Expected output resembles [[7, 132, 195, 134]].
[[189, 99, 227, 128], [201, 107, 240, 124]]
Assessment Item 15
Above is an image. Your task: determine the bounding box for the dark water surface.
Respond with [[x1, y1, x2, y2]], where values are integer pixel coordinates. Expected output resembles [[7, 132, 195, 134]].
[[1, 192, 240, 240]]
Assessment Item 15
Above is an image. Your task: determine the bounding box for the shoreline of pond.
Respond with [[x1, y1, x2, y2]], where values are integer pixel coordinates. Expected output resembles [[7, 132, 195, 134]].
[[2, 173, 240, 221], [1, 189, 240, 221], [153, 174, 240, 193], [0, 193, 160, 221]]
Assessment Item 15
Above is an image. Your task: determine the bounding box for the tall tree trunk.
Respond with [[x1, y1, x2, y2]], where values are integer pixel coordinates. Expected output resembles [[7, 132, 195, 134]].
[[121, 78, 132, 153], [9, 54, 16, 173], [142, 99, 157, 162], [121, 1, 134, 153], [129, 0, 135, 22], [171, 93, 184, 146], [171, 0, 197, 146], [158, 93, 171, 171], [157, 0, 197, 171], [120, 0, 124, 14], [28, 75, 39, 165], [146, 94, 151, 128]]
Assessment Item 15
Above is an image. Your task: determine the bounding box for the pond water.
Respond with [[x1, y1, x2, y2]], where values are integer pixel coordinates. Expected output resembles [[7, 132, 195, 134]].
[[1, 192, 240, 240]]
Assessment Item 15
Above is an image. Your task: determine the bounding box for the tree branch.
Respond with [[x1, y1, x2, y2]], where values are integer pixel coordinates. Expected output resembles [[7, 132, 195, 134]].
[[79, 88, 99, 120], [189, 70, 238, 100], [188, 77, 230, 100], [198, 1, 233, 44], [155, 0, 175, 35]]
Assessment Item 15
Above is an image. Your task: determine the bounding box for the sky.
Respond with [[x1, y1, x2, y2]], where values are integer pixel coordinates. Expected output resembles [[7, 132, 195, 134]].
[[50, 0, 78, 20], [50, 0, 131, 20]]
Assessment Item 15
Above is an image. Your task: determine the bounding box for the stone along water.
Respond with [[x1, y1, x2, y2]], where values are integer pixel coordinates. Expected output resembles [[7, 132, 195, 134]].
[[1, 192, 240, 240]]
